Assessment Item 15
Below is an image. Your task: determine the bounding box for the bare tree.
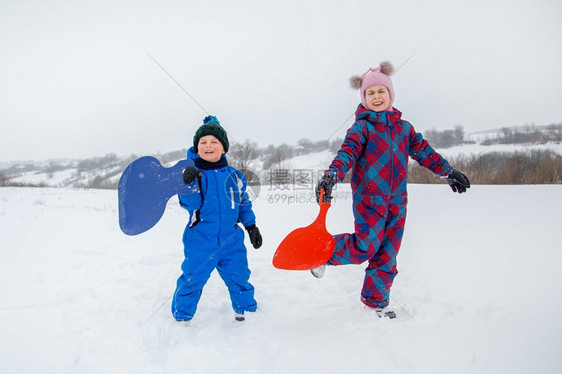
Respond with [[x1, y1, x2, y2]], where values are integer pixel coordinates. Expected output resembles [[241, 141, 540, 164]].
[[297, 138, 313, 149], [229, 139, 260, 179], [0, 172, 9, 186], [263, 144, 293, 170], [424, 125, 466, 148]]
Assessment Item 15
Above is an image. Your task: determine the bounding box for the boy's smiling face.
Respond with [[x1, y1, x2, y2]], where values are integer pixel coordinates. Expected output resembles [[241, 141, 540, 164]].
[[364, 85, 391, 112], [197, 135, 225, 163]]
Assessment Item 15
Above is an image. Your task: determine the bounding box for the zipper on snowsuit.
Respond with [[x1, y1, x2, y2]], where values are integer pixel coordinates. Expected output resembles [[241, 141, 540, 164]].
[[387, 113, 395, 205]]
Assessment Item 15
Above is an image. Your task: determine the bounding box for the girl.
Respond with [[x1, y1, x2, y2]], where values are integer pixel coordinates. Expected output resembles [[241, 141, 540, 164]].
[[314, 62, 470, 318]]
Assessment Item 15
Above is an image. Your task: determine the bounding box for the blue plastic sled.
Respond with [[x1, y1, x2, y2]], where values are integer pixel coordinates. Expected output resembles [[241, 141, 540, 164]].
[[118, 156, 197, 235]]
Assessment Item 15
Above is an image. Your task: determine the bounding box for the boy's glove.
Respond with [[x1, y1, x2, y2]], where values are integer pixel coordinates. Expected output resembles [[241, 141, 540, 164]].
[[246, 225, 262, 249], [183, 166, 200, 185], [315, 174, 336, 203], [446, 169, 470, 193]]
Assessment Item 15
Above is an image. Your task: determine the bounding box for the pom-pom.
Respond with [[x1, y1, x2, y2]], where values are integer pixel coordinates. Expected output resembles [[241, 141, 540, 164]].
[[349, 75, 363, 90], [379, 61, 395, 76], [203, 115, 220, 125]]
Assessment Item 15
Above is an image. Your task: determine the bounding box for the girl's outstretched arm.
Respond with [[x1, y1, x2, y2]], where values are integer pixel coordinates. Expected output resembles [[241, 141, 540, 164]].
[[327, 121, 367, 180]]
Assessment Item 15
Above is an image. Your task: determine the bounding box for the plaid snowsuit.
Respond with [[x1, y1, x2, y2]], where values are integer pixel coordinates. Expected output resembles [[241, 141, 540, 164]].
[[326, 105, 452, 308]]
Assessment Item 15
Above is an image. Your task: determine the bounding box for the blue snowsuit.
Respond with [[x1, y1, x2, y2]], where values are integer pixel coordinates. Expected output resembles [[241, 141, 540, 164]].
[[171, 148, 257, 321]]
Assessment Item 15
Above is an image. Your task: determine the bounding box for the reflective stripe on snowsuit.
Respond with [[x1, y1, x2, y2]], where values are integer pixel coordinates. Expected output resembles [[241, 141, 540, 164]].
[[172, 149, 257, 321], [327, 105, 452, 308]]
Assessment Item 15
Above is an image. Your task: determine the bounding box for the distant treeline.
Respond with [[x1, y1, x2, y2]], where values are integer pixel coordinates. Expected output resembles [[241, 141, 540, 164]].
[[2, 124, 562, 188], [229, 138, 343, 173], [423, 125, 469, 148], [409, 150, 562, 185], [480, 124, 562, 145], [424, 123, 562, 148]]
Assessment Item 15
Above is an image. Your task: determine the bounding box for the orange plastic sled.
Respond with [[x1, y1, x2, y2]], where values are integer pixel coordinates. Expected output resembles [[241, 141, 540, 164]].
[[272, 190, 335, 270]]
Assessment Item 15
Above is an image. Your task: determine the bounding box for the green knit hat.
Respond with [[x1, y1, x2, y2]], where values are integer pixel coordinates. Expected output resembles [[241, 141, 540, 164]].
[[193, 115, 229, 153]]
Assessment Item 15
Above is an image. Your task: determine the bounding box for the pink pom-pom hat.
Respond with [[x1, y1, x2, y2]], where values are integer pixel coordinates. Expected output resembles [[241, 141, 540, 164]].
[[350, 61, 395, 111]]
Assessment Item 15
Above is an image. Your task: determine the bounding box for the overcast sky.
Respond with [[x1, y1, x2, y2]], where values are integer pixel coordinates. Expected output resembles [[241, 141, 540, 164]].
[[1, 0, 561, 162]]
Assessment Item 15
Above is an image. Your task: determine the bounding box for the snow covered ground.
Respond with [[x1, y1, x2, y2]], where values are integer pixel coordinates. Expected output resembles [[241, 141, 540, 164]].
[[1, 184, 561, 373]]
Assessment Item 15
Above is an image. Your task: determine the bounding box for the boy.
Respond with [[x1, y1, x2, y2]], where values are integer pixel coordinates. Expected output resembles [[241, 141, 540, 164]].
[[172, 115, 262, 323]]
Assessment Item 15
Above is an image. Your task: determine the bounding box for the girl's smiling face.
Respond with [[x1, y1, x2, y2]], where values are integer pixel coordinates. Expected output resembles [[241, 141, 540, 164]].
[[197, 135, 225, 163], [364, 85, 391, 112]]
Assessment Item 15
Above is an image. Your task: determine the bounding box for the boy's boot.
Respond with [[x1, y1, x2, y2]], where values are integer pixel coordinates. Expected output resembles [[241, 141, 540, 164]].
[[234, 313, 245, 322]]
